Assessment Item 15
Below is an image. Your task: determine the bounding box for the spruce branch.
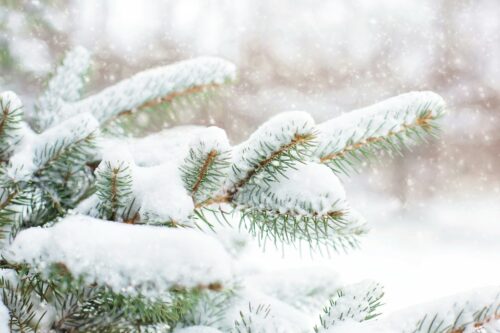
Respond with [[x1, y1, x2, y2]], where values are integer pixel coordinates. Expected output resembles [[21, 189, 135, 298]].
[[0, 91, 23, 159], [229, 132, 316, 202], [57, 57, 236, 125], [180, 129, 231, 205], [315, 91, 445, 174], [239, 207, 366, 251], [0, 274, 48, 332], [95, 161, 133, 221]]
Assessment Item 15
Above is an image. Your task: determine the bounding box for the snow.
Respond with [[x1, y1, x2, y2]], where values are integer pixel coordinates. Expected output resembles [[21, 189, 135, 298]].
[[314, 91, 446, 160], [99, 125, 206, 167], [133, 162, 194, 223], [228, 111, 315, 188], [189, 126, 230, 154], [7, 113, 99, 181], [257, 162, 347, 215], [5, 215, 232, 295], [60, 56, 237, 123], [0, 299, 8, 333], [99, 128, 202, 223]]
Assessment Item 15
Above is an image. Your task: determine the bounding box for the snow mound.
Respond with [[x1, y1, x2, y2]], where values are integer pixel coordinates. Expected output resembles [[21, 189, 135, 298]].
[[6, 215, 232, 295]]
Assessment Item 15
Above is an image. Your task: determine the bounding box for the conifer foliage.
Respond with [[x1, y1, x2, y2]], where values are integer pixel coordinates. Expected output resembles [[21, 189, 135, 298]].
[[0, 47, 497, 333]]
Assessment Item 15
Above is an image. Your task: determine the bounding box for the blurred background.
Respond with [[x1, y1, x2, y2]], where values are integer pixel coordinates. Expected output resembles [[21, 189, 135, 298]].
[[1, 0, 499, 313]]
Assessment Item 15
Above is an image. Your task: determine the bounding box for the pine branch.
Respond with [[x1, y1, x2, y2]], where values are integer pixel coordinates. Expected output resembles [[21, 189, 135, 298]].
[[57, 57, 236, 125], [0, 185, 32, 244], [239, 207, 366, 251], [0, 274, 49, 332], [0, 91, 23, 159], [180, 128, 230, 205], [230, 132, 315, 201], [315, 92, 445, 174], [95, 161, 133, 221], [226, 112, 316, 200]]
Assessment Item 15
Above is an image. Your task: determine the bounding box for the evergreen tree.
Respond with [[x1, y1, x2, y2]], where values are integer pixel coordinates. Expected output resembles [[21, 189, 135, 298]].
[[0, 47, 497, 333]]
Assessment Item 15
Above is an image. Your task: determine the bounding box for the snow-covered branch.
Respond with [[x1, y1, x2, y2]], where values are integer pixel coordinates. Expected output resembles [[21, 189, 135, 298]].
[[58, 56, 236, 125], [315, 91, 445, 174]]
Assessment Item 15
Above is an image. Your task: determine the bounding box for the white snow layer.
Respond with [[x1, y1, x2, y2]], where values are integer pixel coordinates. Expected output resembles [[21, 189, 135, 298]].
[[257, 162, 347, 215], [60, 56, 236, 123], [5, 215, 232, 295], [0, 299, 9, 333], [315, 91, 445, 158]]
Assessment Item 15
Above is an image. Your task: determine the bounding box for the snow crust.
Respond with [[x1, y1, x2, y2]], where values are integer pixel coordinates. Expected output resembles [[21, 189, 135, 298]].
[[61, 57, 236, 123], [5, 215, 232, 295]]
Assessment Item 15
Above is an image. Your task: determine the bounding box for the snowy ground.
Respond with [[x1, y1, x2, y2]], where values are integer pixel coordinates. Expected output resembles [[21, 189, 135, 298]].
[[242, 188, 500, 315]]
